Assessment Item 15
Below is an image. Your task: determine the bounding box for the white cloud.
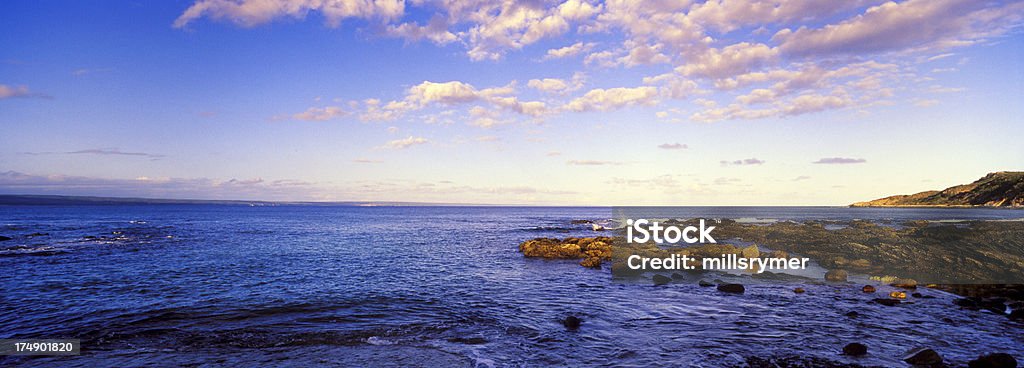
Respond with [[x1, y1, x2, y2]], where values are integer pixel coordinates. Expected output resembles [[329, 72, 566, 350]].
[[382, 136, 429, 149], [173, 0, 406, 28], [293, 106, 346, 121], [385, 15, 458, 44], [657, 143, 687, 150], [543, 41, 594, 59], [812, 157, 866, 164], [720, 158, 765, 166], [565, 86, 659, 112], [774, 0, 1024, 57], [0, 84, 48, 99], [676, 43, 779, 79], [567, 160, 622, 166]]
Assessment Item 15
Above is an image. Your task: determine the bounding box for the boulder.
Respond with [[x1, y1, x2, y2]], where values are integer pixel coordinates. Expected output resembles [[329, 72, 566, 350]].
[[652, 274, 671, 285], [891, 278, 918, 289], [698, 280, 714, 287], [903, 348, 943, 366], [794, 287, 806, 294], [862, 285, 877, 293], [968, 353, 1018, 368], [889, 291, 907, 299], [825, 269, 848, 282], [671, 272, 686, 280], [717, 283, 745, 293], [842, 343, 868, 356]]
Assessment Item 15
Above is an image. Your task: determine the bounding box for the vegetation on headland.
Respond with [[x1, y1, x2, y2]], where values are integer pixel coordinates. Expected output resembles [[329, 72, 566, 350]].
[[851, 171, 1024, 208]]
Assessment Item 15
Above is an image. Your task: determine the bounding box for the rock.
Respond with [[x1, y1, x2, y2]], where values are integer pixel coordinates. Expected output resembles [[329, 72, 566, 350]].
[[911, 292, 923, 298], [652, 274, 671, 285], [1009, 309, 1024, 321], [769, 250, 788, 259], [717, 283, 745, 293], [891, 278, 918, 289], [968, 353, 1018, 368], [0, 235, 11, 241], [980, 298, 1009, 314], [873, 298, 900, 306], [862, 285, 877, 293], [825, 269, 848, 282], [671, 272, 686, 280], [842, 343, 868, 356], [889, 291, 907, 299], [562, 316, 582, 329], [794, 287, 805, 294], [956, 298, 980, 309], [698, 280, 714, 287], [741, 245, 760, 258], [903, 348, 943, 366], [447, 337, 487, 345], [579, 257, 602, 269], [570, 219, 592, 224], [844, 311, 860, 318], [519, 237, 613, 269]]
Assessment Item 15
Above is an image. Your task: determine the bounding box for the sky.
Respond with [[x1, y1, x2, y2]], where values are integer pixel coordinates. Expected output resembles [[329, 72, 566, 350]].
[[1, 0, 1022, 205]]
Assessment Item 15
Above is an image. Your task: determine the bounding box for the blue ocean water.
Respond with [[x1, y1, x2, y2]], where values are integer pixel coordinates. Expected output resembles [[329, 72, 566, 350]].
[[1, 205, 1023, 367]]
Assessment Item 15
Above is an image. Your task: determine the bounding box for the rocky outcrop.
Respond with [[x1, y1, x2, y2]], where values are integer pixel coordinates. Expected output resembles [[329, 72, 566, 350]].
[[852, 171, 1024, 207], [519, 237, 613, 268]]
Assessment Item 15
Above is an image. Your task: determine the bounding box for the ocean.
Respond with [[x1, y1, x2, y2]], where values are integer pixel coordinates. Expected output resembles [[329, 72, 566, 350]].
[[2, 205, 1023, 367]]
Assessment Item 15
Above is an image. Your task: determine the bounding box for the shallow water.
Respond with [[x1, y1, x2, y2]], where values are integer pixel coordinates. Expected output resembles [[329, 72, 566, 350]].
[[1, 205, 1023, 367]]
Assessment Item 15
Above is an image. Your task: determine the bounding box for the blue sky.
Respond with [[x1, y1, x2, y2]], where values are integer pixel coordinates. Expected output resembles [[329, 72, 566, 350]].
[[1, 0, 1022, 205]]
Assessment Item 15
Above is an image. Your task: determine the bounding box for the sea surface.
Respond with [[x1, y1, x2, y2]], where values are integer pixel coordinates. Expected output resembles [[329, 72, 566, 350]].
[[2, 205, 1023, 367]]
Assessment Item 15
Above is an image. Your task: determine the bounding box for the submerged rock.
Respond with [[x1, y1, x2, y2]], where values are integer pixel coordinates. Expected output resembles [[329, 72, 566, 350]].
[[968, 353, 1018, 368], [842, 342, 868, 356], [903, 348, 943, 366], [698, 280, 714, 287], [872, 298, 900, 306], [447, 337, 487, 345], [562, 315, 582, 329], [652, 274, 671, 285], [717, 283, 745, 293], [793, 287, 805, 294], [825, 269, 848, 282]]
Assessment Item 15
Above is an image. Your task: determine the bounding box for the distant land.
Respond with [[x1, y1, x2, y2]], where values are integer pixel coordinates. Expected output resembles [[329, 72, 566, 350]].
[[852, 172, 1024, 208], [0, 194, 486, 207]]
